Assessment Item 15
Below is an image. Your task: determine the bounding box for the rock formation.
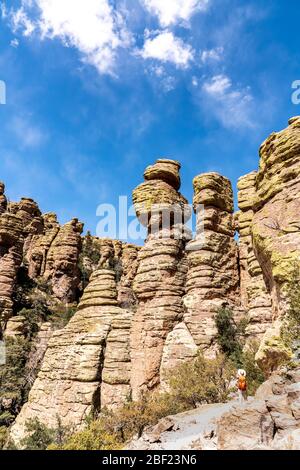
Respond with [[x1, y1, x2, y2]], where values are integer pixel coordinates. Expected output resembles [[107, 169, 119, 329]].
[[1, 117, 300, 446], [131, 159, 189, 399], [10, 266, 132, 443], [0, 212, 24, 327], [183, 173, 240, 354], [0, 182, 7, 214], [237, 174, 273, 339], [42, 218, 83, 303], [252, 117, 300, 313]]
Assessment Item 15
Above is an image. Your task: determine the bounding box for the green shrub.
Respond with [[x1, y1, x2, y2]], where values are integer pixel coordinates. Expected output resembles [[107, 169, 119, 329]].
[[51, 420, 122, 450], [20, 418, 56, 450], [0, 426, 8, 449], [0, 337, 31, 423], [49, 305, 77, 329], [167, 353, 235, 408], [214, 307, 247, 364], [21, 416, 72, 450], [281, 265, 300, 349], [214, 307, 265, 394]]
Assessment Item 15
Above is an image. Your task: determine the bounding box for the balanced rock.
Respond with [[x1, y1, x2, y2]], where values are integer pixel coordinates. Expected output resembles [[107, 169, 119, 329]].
[[43, 218, 83, 302], [130, 159, 189, 399]]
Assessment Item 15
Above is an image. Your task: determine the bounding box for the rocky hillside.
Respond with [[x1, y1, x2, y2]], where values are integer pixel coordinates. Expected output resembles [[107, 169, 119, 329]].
[[127, 365, 300, 451], [0, 117, 300, 446]]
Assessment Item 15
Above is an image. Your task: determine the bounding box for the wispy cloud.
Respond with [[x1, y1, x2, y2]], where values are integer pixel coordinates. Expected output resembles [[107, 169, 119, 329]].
[[201, 46, 224, 63], [139, 30, 194, 68], [201, 74, 254, 129], [9, 115, 47, 148]]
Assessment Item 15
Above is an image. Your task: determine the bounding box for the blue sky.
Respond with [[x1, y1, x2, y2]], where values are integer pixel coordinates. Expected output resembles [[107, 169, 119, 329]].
[[0, 0, 299, 239]]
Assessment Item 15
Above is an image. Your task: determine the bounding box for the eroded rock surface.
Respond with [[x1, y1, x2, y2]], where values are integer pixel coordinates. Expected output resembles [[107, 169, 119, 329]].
[[10, 268, 132, 443], [131, 159, 190, 399], [184, 173, 240, 354]]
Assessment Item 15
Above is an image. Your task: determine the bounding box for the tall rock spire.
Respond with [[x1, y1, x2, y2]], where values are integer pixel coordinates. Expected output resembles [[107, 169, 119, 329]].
[[183, 172, 240, 355], [130, 159, 189, 399]]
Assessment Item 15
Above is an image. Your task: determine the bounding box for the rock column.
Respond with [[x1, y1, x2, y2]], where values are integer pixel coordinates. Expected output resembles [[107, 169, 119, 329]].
[[183, 173, 240, 355], [130, 159, 189, 399]]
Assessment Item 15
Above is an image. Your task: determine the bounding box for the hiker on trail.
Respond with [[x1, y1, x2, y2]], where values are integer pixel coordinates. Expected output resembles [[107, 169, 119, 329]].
[[237, 369, 247, 404]]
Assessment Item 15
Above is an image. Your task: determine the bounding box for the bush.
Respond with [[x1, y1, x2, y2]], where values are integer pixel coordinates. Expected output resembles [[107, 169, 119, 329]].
[[21, 416, 72, 450], [214, 307, 265, 394], [20, 418, 56, 450], [0, 426, 8, 450], [214, 307, 247, 364], [0, 337, 31, 425], [49, 305, 77, 329], [281, 265, 300, 349], [167, 353, 235, 408], [51, 420, 122, 450]]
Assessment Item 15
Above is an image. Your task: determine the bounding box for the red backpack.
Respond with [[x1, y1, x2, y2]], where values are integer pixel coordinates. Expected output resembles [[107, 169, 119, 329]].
[[238, 375, 247, 391]]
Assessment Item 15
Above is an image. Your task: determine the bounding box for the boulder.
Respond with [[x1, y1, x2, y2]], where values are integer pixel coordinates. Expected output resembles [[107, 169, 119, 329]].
[[217, 401, 274, 450]]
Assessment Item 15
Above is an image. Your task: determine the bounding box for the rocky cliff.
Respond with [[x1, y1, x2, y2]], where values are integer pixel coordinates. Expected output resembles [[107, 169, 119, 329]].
[[1, 117, 300, 444]]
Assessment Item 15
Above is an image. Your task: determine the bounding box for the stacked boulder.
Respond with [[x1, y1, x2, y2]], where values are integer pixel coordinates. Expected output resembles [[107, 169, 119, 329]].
[[131, 159, 190, 399], [26, 213, 60, 279], [183, 173, 240, 354], [42, 218, 83, 303]]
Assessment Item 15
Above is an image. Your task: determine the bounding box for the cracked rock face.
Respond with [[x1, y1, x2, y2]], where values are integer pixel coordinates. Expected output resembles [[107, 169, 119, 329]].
[[237, 117, 300, 362], [0, 212, 24, 326], [252, 117, 300, 315], [237, 174, 273, 340]]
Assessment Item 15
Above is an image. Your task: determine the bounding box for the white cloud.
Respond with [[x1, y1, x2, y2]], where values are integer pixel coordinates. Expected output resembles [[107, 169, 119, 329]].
[[203, 74, 231, 95], [5, 0, 132, 75], [10, 38, 19, 48], [142, 0, 210, 27], [10, 4, 35, 36], [201, 46, 223, 63], [202, 74, 254, 128], [140, 31, 194, 68]]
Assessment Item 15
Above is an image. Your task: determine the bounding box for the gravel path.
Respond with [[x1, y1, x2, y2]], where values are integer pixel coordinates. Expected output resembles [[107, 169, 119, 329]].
[[157, 403, 234, 450]]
